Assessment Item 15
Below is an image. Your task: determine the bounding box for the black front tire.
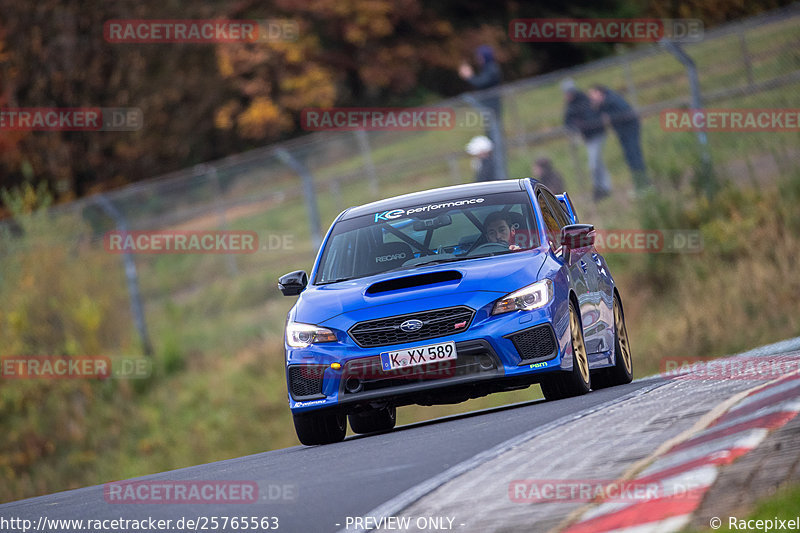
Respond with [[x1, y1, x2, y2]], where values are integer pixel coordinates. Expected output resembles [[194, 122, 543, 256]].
[[293, 410, 347, 445], [541, 298, 592, 401], [348, 405, 396, 434]]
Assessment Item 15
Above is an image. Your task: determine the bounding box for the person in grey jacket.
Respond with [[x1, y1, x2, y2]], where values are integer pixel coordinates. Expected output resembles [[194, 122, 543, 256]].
[[588, 84, 650, 191], [561, 78, 612, 201]]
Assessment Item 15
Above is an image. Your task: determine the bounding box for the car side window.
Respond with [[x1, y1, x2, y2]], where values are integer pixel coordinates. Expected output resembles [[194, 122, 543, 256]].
[[541, 189, 570, 229], [536, 192, 561, 251]]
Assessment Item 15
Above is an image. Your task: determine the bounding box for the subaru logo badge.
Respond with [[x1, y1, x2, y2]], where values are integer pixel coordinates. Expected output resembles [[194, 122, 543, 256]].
[[399, 319, 423, 332]]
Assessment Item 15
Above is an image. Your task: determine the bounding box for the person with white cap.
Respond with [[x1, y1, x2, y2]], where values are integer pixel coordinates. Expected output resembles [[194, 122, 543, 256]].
[[561, 78, 612, 201], [465, 135, 494, 182]]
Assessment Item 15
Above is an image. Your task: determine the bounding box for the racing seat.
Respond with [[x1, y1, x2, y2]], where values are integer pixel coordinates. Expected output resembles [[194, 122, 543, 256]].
[[365, 241, 413, 275]]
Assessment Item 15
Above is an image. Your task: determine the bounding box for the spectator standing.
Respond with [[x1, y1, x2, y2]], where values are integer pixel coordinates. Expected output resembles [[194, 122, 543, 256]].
[[561, 78, 612, 201], [459, 45, 503, 132], [459, 45, 506, 181], [532, 157, 566, 193], [588, 85, 650, 191], [465, 135, 494, 182]]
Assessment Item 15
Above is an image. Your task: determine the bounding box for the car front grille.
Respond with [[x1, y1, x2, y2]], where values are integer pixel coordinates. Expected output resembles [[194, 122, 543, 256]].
[[508, 324, 557, 363], [341, 339, 500, 395], [288, 365, 325, 399], [348, 306, 475, 348]]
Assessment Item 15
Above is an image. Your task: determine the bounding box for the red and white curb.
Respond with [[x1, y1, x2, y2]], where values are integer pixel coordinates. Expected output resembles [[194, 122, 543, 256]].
[[562, 371, 800, 533]]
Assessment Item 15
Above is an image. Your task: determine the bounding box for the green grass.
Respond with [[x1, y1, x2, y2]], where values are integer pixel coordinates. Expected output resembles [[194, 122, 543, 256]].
[[685, 482, 800, 533]]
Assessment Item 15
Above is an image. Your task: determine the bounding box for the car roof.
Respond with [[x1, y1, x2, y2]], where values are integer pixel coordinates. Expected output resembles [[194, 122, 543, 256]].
[[340, 178, 531, 220]]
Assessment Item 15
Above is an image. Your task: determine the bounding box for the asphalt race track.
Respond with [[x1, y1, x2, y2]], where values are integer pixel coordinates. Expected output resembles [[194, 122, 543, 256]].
[[4, 336, 800, 533], [0, 381, 658, 533]]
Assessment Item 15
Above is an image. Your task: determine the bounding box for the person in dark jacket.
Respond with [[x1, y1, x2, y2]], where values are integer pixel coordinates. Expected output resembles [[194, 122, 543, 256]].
[[459, 45, 503, 130], [533, 157, 566, 194], [561, 78, 612, 201], [588, 84, 650, 190]]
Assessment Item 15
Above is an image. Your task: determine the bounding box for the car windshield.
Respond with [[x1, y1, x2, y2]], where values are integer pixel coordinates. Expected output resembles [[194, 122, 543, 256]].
[[315, 190, 539, 284]]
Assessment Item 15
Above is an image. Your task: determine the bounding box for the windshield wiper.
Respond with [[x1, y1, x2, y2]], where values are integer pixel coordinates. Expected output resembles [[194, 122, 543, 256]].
[[404, 257, 467, 268], [386, 252, 518, 273], [318, 276, 359, 285], [380, 257, 463, 274], [470, 250, 517, 259]]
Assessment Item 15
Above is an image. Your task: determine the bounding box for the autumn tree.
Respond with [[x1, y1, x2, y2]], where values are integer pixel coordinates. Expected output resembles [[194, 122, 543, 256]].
[[1, 0, 791, 201]]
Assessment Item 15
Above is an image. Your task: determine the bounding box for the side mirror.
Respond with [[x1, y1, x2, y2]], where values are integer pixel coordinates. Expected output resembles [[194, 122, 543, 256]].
[[560, 224, 595, 264], [278, 270, 308, 296]]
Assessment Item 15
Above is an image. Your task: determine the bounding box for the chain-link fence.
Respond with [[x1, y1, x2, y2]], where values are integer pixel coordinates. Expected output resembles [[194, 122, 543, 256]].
[[7, 5, 799, 356]]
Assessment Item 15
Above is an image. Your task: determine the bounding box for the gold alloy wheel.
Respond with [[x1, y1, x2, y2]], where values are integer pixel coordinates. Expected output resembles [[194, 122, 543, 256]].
[[570, 303, 590, 384], [614, 296, 633, 375]]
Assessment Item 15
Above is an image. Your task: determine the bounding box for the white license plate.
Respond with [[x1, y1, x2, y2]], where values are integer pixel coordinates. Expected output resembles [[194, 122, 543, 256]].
[[380, 341, 457, 371]]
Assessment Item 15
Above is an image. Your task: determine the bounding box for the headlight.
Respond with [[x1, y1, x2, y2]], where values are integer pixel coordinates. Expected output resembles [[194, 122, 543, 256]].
[[492, 280, 553, 315], [286, 322, 337, 348]]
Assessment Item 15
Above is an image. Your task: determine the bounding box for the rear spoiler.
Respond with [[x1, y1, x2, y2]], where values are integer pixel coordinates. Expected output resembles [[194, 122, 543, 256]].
[[554, 192, 579, 224]]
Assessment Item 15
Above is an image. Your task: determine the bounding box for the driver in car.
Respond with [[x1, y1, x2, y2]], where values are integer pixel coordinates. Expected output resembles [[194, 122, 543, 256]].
[[483, 211, 521, 250]]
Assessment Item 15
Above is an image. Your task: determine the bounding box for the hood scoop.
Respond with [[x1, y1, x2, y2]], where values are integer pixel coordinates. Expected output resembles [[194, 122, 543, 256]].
[[366, 270, 462, 295]]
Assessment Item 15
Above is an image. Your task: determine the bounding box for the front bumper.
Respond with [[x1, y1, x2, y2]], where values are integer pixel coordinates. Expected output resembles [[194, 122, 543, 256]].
[[286, 297, 571, 413]]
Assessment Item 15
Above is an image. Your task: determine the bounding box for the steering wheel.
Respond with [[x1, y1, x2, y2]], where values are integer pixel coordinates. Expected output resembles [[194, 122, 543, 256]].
[[467, 242, 510, 256]]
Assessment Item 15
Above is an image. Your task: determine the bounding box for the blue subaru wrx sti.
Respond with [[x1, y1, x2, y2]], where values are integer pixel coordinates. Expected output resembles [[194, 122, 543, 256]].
[[279, 178, 632, 445]]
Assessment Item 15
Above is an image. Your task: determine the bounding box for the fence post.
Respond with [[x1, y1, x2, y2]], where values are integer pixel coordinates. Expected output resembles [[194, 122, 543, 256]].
[[355, 130, 379, 197], [660, 39, 716, 195], [738, 26, 755, 87], [460, 94, 508, 181], [275, 147, 322, 249], [329, 180, 343, 213], [208, 167, 239, 276], [568, 134, 586, 185], [507, 90, 528, 147], [447, 154, 462, 184], [621, 55, 639, 108], [94, 194, 153, 357]]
